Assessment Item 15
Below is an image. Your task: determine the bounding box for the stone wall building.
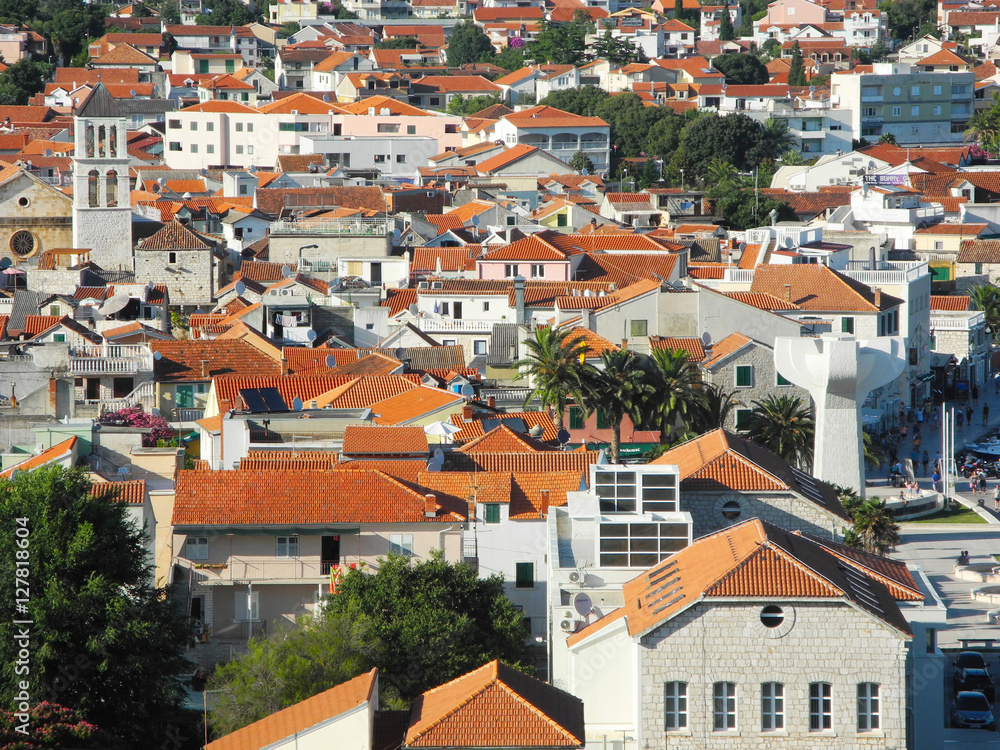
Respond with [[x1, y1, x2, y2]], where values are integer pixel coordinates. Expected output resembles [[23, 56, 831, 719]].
[[0, 167, 73, 266], [134, 220, 224, 308]]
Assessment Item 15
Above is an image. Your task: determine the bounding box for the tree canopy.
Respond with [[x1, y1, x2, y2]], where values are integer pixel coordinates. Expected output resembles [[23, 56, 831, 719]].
[[527, 11, 592, 65], [712, 52, 769, 85], [446, 93, 504, 115], [0, 59, 53, 106], [446, 21, 494, 66], [0, 466, 193, 747], [592, 30, 647, 65], [681, 112, 765, 175], [197, 0, 256, 24], [787, 42, 807, 86]]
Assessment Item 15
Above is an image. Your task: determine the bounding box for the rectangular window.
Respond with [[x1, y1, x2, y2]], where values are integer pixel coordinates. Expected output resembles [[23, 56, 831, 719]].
[[484, 503, 501, 524], [762, 682, 784, 731], [810, 682, 832, 731], [735, 365, 753, 387], [482, 301, 490, 312], [599, 522, 687, 567], [168, 252, 177, 264], [665, 682, 687, 730], [933, 105, 942, 116], [976, 262, 983, 275], [595, 470, 636, 512], [207, 144, 215, 154], [569, 406, 584, 430], [911, 105, 920, 116], [934, 240, 944, 250], [53, 333, 65, 343], [168, 119, 181, 129], [504, 264, 517, 278], [714, 682, 736, 731], [236, 145, 244, 154], [934, 84, 942, 95], [377, 123, 400, 133], [190, 144, 198, 153], [641, 473, 677, 513], [430, 97, 440, 105], [857, 683, 880, 731], [407, 125, 416, 134], [473, 340, 487, 355], [247, 123, 253, 132], [776, 371, 791, 386], [389, 533, 413, 557], [735, 408, 753, 431], [596, 409, 610, 430], [557, 212, 568, 227], [530, 264, 544, 278], [236, 122, 243, 132], [911, 85, 920, 96], [892, 106, 901, 117], [190, 121, 198, 132], [630, 320, 648, 337], [841, 316, 855, 334], [515, 561, 534, 588], [248, 145, 254, 155], [396, 154, 406, 163], [49, 305, 59, 316], [276, 535, 299, 558], [440, 302, 449, 315], [207, 122, 214, 132], [186, 536, 209, 560], [169, 142, 182, 151], [235, 588, 259, 621]]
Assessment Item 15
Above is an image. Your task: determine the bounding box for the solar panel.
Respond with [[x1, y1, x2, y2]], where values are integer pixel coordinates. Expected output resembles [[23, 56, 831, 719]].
[[501, 417, 528, 433], [479, 418, 503, 434], [259, 387, 289, 412], [240, 388, 268, 413]]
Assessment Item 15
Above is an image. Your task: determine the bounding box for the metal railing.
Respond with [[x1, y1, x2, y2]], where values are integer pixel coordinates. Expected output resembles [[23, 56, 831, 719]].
[[174, 408, 205, 422], [271, 218, 392, 236], [100, 381, 156, 416], [419, 318, 495, 332], [723, 268, 755, 283]]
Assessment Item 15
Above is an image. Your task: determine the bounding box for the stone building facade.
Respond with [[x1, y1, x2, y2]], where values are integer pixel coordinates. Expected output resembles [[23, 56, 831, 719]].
[[134, 220, 223, 307], [682, 489, 844, 539], [0, 168, 73, 265]]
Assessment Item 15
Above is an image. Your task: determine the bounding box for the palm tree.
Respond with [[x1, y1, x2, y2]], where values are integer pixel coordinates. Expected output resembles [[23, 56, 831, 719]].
[[877, 132, 898, 146], [964, 103, 1000, 155], [846, 499, 901, 556], [863, 430, 885, 471], [514, 326, 590, 431], [646, 348, 704, 441], [745, 395, 815, 467], [759, 118, 797, 161], [705, 158, 737, 186], [691, 383, 741, 433], [584, 349, 653, 463], [969, 283, 1000, 342]]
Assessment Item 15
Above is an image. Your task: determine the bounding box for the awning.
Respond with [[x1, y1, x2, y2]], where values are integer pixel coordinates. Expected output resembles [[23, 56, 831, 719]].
[[181, 431, 199, 444], [2, 267, 24, 274]]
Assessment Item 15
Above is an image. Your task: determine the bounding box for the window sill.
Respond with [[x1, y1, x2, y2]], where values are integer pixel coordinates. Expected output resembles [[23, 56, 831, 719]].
[[760, 730, 788, 736], [664, 730, 692, 736]]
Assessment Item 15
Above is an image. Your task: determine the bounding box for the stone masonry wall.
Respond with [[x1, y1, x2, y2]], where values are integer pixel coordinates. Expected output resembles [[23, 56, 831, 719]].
[[639, 601, 909, 749], [134, 249, 214, 306], [683, 490, 842, 540]]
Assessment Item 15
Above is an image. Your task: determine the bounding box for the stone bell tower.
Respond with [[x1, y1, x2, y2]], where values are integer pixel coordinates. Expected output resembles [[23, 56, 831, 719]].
[[72, 82, 133, 271]]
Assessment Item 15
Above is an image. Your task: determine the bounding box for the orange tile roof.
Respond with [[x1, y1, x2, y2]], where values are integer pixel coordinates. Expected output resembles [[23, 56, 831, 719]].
[[723, 290, 800, 311], [445, 451, 600, 474], [405, 661, 585, 748], [569, 518, 911, 647], [703, 332, 755, 368], [503, 105, 608, 130], [455, 424, 557, 453], [331, 353, 403, 377], [0, 437, 77, 478], [750, 264, 902, 312], [342, 425, 429, 455], [475, 144, 553, 174], [576, 252, 678, 287], [958, 239, 1000, 263], [930, 295, 970, 311], [312, 375, 422, 409], [382, 288, 418, 317], [258, 93, 340, 115], [648, 336, 705, 360], [447, 411, 558, 443], [173, 470, 467, 527], [206, 670, 378, 750], [333, 459, 427, 482], [370, 385, 466, 425], [90, 479, 146, 505], [151, 340, 282, 382], [914, 222, 987, 236], [417, 471, 583, 519]]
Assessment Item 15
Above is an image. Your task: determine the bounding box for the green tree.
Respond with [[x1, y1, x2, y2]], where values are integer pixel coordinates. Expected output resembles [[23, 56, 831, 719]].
[[323, 552, 530, 702], [447, 20, 494, 66], [210, 612, 375, 735], [745, 395, 815, 467], [681, 112, 764, 176], [674, 0, 683, 18], [869, 39, 890, 62], [446, 93, 503, 115], [712, 52, 769, 84], [592, 30, 648, 64], [42, 5, 106, 65], [527, 11, 592, 65], [691, 383, 741, 433], [787, 41, 807, 86], [965, 98, 1000, 156], [278, 21, 300, 38], [969, 283, 1000, 342], [159, 0, 181, 23], [569, 149, 595, 173], [540, 85, 609, 115], [376, 35, 418, 48], [515, 326, 590, 430], [638, 156, 660, 188], [878, 132, 898, 145], [845, 499, 901, 556], [760, 38, 780, 58], [595, 91, 667, 157], [718, 0, 735, 40], [880, 0, 936, 40], [491, 44, 524, 71], [0, 58, 53, 105], [646, 348, 704, 441], [0, 466, 193, 747], [197, 0, 255, 25], [583, 349, 652, 463]]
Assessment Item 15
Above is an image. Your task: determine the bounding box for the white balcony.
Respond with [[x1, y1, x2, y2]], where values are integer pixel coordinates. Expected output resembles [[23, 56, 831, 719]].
[[843, 260, 928, 285], [418, 317, 496, 332], [931, 311, 985, 330], [271, 217, 392, 236], [184, 556, 364, 583], [69, 345, 152, 376]]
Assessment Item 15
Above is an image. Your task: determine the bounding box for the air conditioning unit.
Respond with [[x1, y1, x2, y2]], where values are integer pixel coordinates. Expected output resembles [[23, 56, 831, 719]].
[[568, 569, 586, 584], [559, 618, 577, 632]]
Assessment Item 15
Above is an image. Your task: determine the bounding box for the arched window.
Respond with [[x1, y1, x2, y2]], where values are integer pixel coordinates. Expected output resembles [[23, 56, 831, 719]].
[[97, 125, 106, 158], [86, 125, 95, 157], [105, 170, 117, 207], [109, 125, 117, 157], [87, 170, 100, 208]]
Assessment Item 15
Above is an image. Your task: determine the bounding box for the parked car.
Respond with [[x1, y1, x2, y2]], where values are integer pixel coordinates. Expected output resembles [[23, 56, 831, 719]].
[[956, 652, 990, 673], [953, 691, 996, 730], [955, 668, 996, 702]]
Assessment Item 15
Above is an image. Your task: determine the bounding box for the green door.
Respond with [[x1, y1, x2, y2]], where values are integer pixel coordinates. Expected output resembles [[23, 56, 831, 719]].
[[226, 59, 235, 73], [176, 385, 194, 409], [199, 59, 209, 74]]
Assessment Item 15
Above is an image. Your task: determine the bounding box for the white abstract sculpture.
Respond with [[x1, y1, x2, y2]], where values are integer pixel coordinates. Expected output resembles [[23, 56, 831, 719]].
[[774, 334, 906, 496]]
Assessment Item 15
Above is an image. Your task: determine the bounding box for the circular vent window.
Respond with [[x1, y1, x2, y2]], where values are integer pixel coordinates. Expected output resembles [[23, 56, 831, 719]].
[[760, 605, 784, 628], [722, 500, 742, 520], [9, 230, 36, 258], [17, 196, 29, 208]]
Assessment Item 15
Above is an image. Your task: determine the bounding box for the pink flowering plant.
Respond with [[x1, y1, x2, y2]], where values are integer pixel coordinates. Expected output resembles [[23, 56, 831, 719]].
[[0, 702, 108, 749], [99, 406, 174, 446]]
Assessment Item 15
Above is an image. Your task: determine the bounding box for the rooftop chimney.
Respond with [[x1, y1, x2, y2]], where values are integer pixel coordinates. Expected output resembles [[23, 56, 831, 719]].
[[424, 493, 437, 518], [540, 489, 550, 511], [783, 284, 791, 303], [281, 357, 289, 376], [513, 275, 526, 325], [462, 404, 474, 422], [487, 396, 496, 408], [580, 307, 592, 330], [200, 359, 209, 378], [874, 289, 882, 307]]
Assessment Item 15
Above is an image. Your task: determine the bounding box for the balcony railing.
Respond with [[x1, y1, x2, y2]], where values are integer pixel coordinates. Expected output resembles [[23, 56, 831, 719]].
[[843, 260, 928, 285], [723, 268, 756, 283], [931, 311, 985, 330], [418, 318, 495, 332], [174, 408, 205, 422], [185, 556, 368, 582], [272, 217, 391, 236], [69, 345, 152, 375]]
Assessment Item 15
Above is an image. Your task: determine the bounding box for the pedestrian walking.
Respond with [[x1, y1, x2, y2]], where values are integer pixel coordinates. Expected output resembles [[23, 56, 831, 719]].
[[899, 490, 907, 507], [914, 435, 921, 450], [979, 471, 988, 494], [917, 408, 924, 424], [935, 451, 942, 471], [932, 470, 941, 492], [985, 404, 991, 426], [967, 405, 975, 426], [922, 450, 929, 475], [930, 409, 939, 427], [901, 424, 908, 440], [993, 484, 1000, 511]]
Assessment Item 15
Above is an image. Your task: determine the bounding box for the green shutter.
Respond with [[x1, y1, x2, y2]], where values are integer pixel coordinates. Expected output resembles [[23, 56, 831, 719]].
[[484, 504, 500, 524], [736, 366, 753, 387], [841, 316, 854, 334], [199, 59, 209, 74], [597, 409, 610, 429], [776, 371, 791, 386], [569, 407, 584, 430], [515, 562, 534, 588], [735, 409, 752, 431]]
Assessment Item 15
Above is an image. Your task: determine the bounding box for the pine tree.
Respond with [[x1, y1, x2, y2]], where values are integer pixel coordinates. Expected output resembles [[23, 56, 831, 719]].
[[788, 41, 807, 86], [674, 0, 683, 19], [719, 0, 736, 41]]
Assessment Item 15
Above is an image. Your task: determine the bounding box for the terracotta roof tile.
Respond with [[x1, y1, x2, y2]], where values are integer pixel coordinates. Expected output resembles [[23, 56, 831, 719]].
[[173, 470, 467, 527], [914, 223, 987, 236], [958, 239, 1000, 263], [750, 264, 902, 312], [90, 479, 146, 505], [342, 425, 429, 456], [206, 670, 378, 750], [447, 411, 558, 443], [151, 340, 282, 382], [648, 336, 705, 360], [930, 295, 970, 311], [723, 290, 800, 311], [138, 220, 214, 251], [418, 471, 583, 519], [333, 459, 426, 482], [444, 451, 600, 474], [0, 437, 77, 478], [369, 385, 466, 425], [455, 424, 557, 453], [405, 661, 584, 748], [703, 332, 756, 368]]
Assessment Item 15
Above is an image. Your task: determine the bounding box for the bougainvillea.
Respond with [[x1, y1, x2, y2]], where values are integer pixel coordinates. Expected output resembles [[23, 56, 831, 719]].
[[0, 702, 109, 749], [99, 406, 174, 446]]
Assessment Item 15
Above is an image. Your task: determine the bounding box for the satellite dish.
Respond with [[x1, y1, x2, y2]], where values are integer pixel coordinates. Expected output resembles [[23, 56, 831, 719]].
[[460, 384, 475, 397], [200, 167, 207, 176], [146, 280, 155, 291], [529, 424, 544, 437], [9, 468, 22, 481], [157, 177, 166, 186], [281, 265, 292, 277], [307, 329, 317, 341], [235, 280, 246, 296], [130, 89, 136, 97], [471, 215, 480, 226], [394, 346, 407, 360], [573, 592, 593, 617], [99, 294, 130, 315], [153, 351, 163, 361], [292, 396, 303, 410], [325, 354, 337, 368], [44, 149, 52, 157], [0, 258, 11, 270], [444, 172, 452, 182], [738, 242, 747, 252], [557, 428, 571, 445], [249, 165, 258, 174], [323, 94, 330, 102], [700, 331, 712, 347], [407, 304, 419, 316]]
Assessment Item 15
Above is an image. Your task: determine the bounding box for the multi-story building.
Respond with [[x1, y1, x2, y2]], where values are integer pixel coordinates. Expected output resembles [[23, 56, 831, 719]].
[[493, 106, 611, 173], [830, 62, 974, 145], [929, 294, 991, 396]]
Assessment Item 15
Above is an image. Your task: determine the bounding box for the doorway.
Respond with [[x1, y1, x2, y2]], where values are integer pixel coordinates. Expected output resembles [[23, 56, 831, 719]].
[[321, 535, 341, 574]]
